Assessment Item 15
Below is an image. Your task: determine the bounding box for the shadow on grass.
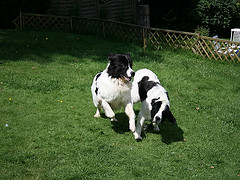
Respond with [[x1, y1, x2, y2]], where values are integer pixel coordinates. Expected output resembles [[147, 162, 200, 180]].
[[111, 112, 184, 144], [146, 122, 184, 144], [110, 112, 131, 134], [0, 30, 165, 64]]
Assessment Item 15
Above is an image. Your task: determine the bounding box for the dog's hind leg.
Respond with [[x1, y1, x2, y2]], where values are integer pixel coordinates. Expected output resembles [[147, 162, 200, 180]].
[[101, 99, 117, 121], [125, 103, 136, 132]]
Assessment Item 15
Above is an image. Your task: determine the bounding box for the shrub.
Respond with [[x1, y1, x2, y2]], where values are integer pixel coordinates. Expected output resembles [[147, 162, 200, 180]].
[[194, 26, 210, 37]]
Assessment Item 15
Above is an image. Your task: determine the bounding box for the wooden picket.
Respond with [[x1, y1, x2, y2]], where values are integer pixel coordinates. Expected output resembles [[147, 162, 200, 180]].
[[148, 28, 198, 50], [13, 12, 240, 63], [192, 36, 240, 62], [13, 12, 71, 32], [104, 20, 143, 43]]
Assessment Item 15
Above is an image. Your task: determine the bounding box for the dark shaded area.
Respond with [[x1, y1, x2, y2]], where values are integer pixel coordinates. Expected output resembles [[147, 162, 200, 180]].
[[1, 0, 239, 38], [111, 112, 131, 134], [139, 0, 200, 32], [0, 0, 50, 29], [139, 0, 240, 37], [146, 122, 184, 144], [111, 111, 184, 144], [0, 29, 165, 64]]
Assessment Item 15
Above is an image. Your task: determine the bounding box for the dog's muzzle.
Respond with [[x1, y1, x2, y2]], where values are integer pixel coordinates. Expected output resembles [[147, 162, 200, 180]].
[[152, 116, 161, 125], [123, 71, 135, 81]]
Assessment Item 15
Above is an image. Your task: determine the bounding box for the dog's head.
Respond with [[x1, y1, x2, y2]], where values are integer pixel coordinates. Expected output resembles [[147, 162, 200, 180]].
[[107, 53, 135, 81], [151, 97, 176, 126]]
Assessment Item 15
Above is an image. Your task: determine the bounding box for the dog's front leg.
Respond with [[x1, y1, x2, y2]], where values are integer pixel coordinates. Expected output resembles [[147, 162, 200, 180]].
[[134, 112, 145, 140], [101, 99, 117, 121], [94, 107, 101, 117], [125, 103, 136, 132]]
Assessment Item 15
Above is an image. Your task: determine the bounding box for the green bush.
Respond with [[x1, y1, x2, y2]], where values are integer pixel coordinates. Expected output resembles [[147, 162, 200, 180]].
[[194, 26, 210, 37], [196, 0, 238, 36]]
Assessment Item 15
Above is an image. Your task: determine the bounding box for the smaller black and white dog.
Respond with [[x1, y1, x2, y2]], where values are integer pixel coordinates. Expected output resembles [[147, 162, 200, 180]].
[[91, 54, 136, 132], [131, 69, 176, 140]]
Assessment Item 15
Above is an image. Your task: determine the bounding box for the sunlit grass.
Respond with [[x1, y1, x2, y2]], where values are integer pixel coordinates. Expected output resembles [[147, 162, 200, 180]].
[[0, 30, 239, 179]]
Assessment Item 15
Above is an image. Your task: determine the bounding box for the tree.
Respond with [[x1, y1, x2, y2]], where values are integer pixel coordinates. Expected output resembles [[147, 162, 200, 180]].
[[196, 0, 239, 36]]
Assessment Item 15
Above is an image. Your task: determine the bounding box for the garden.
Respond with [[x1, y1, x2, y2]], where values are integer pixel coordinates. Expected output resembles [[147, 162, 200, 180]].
[[0, 29, 239, 179]]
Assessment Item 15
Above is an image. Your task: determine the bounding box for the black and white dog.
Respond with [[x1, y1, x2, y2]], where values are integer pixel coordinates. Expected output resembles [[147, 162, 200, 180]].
[[131, 69, 176, 140], [91, 54, 136, 132]]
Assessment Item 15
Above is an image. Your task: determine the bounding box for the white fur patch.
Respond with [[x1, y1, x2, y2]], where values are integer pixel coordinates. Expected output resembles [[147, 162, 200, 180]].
[[91, 69, 136, 132]]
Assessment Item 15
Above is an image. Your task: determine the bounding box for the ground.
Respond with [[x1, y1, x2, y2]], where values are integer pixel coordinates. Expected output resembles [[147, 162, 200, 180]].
[[0, 30, 239, 179]]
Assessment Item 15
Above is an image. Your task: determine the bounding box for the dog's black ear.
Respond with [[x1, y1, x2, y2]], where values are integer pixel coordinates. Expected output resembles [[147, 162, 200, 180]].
[[124, 53, 131, 59], [161, 105, 176, 124], [108, 53, 116, 61], [167, 109, 177, 124]]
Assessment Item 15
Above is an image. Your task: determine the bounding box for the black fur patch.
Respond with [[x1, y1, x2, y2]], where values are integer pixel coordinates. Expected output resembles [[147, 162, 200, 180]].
[[162, 105, 177, 124], [165, 92, 169, 101], [138, 76, 160, 102], [95, 87, 98, 95], [151, 99, 162, 119], [94, 72, 102, 95], [95, 72, 102, 81]]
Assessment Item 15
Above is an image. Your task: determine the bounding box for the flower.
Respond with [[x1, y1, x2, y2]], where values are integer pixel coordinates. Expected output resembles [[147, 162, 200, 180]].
[[9, 98, 12, 101]]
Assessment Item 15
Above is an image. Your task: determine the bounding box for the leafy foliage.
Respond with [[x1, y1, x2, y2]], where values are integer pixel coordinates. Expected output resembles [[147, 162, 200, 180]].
[[140, 0, 240, 37], [196, 0, 238, 36], [194, 26, 209, 37], [1, 0, 240, 37]]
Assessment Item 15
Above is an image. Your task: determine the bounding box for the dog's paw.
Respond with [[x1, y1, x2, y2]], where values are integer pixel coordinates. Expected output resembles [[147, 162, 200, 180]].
[[94, 113, 101, 118], [94, 111, 101, 117], [110, 117, 118, 122], [129, 125, 136, 133], [134, 132, 142, 140], [94, 109, 101, 118]]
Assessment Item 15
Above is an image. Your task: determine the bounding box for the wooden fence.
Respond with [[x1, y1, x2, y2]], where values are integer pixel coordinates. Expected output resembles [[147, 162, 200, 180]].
[[148, 28, 240, 62], [13, 12, 240, 62]]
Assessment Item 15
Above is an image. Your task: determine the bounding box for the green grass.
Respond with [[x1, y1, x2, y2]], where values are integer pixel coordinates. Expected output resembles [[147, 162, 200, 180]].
[[0, 29, 240, 179]]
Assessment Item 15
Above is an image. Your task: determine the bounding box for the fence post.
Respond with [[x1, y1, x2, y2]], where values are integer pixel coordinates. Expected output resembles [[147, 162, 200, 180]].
[[70, 17, 73, 32], [191, 32, 200, 55], [143, 27, 147, 52], [102, 21, 106, 38], [20, 11, 23, 30]]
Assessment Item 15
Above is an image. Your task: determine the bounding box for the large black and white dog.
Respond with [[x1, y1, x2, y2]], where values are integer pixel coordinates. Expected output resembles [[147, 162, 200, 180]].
[[91, 54, 136, 132], [131, 69, 176, 140]]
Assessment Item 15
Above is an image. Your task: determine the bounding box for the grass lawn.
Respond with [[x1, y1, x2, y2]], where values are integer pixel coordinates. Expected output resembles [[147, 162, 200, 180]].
[[0, 29, 239, 179]]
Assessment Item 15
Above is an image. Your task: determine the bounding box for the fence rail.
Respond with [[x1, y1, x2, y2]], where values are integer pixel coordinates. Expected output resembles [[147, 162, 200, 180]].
[[13, 12, 240, 62]]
